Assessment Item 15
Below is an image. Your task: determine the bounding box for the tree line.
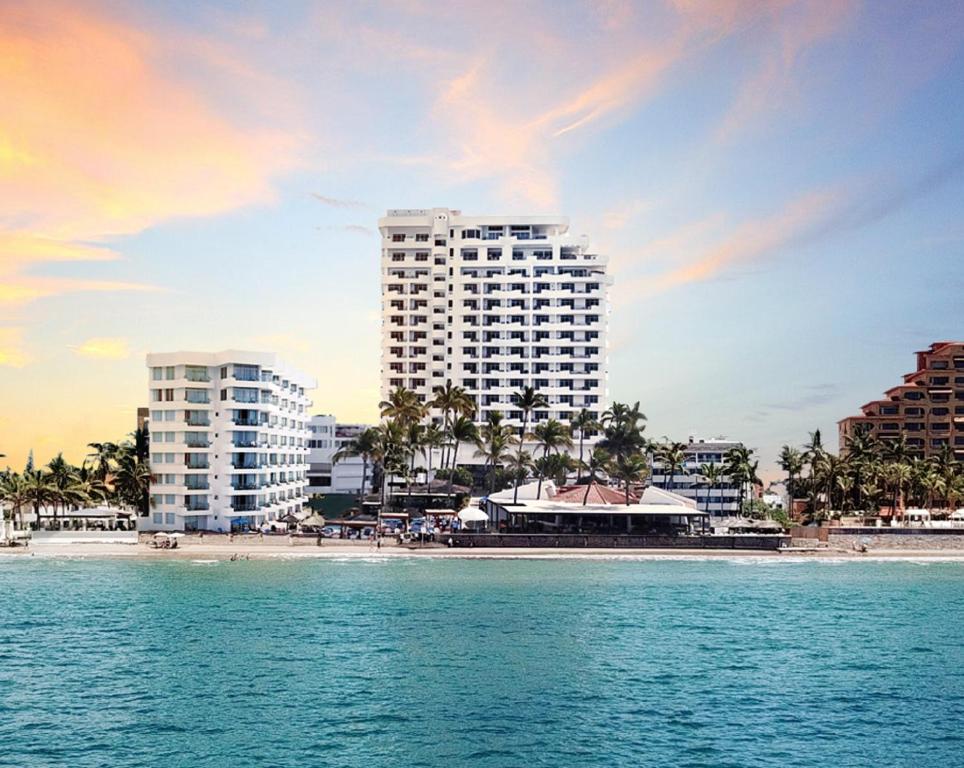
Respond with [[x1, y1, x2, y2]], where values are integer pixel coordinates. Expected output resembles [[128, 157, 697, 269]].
[[778, 427, 963, 521], [1, 429, 151, 528], [333, 383, 765, 510]]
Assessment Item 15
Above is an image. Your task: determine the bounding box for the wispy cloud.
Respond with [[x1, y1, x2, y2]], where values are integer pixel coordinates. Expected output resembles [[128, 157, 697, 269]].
[[310, 194, 369, 209], [70, 337, 131, 360], [616, 149, 964, 301], [764, 383, 841, 412], [0, 1, 304, 310], [602, 199, 651, 231], [714, 0, 859, 143], [0, 328, 27, 368]]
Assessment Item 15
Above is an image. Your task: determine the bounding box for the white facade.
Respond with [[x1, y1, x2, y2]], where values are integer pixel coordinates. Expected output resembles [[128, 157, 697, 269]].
[[379, 208, 612, 430], [306, 415, 374, 495], [651, 438, 744, 517], [145, 350, 316, 532]]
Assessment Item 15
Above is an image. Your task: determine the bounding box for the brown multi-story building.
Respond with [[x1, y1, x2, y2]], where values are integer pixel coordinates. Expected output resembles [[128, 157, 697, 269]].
[[838, 341, 964, 458]]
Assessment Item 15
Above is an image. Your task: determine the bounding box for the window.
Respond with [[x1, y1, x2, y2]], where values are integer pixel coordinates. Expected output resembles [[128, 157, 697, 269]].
[[153, 512, 163, 524]]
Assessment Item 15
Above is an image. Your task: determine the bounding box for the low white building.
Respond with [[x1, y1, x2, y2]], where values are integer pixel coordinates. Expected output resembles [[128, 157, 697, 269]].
[[145, 350, 316, 533], [307, 415, 374, 496]]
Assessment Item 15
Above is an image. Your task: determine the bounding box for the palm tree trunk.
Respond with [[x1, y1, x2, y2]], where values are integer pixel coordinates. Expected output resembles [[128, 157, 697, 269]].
[[577, 432, 584, 482], [360, 458, 368, 502], [512, 412, 529, 504], [447, 443, 459, 501], [536, 447, 548, 500]]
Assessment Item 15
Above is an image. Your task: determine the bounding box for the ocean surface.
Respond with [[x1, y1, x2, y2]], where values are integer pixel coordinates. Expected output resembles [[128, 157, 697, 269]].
[[0, 556, 962, 767]]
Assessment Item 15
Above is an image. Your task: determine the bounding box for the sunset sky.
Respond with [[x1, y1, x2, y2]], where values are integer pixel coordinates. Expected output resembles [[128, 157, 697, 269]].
[[1, 0, 963, 479]]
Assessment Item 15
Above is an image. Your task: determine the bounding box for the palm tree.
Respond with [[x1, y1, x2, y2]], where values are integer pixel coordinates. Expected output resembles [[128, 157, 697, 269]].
[[610, 452, 649, 506], [656, 441, 688, 492], [842, 425, 881, 510], [47, 453, 78, 524], [724, 446, 758, 514], [474, 412, 516, 495], [885, 460, 913, 523], [581, 447, 610, 506], [0, 472, 30, 529], [114, 453, 150, 513], [534, 454, 575, 489], [431, 380, 475, 473], [511, 386, 548, 503], [403, 421, 426, 499], [532, 419, 572, 499], [815, 452, 848, 518], [421, 423, 445, 484], [380, 386, 427, 427], [570, 409, 600, 482], [699, 462, 724, 515], [85, 442, 119, 483], [777, 446, 804, 517], [446, 416, 479, 498], [24, 469, 55, 529], [333, 427, 380, 502], [372, 419, 407, 525]]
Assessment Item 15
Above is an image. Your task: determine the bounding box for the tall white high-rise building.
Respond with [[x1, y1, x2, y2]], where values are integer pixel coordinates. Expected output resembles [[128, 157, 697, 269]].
[[379, 208, 612, 429], [145, 350, 316, 533]]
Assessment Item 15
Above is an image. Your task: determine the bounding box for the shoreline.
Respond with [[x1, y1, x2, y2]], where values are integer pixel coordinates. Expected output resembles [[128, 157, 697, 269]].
[[4, 541, 964, 562]]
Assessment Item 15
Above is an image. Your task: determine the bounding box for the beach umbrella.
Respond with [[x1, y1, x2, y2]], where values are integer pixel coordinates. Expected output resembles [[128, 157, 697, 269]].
[[299, 513, 327, 529], [457, 508, 488, 522]]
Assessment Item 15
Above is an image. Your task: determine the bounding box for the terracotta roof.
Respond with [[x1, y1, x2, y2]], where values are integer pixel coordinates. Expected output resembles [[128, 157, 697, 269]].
[[552, 482, 637, 505]]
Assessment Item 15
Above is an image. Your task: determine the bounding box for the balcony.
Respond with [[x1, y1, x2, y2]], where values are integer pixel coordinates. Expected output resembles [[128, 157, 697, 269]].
[[185, 438, 211, 449], [184, 457, 209, 469], [186, 501, 210, 512], [185, 478, 209, 490]]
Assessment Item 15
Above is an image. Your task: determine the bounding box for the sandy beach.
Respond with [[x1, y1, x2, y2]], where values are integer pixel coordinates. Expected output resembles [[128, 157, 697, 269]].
[[5, 539, 964, 561]]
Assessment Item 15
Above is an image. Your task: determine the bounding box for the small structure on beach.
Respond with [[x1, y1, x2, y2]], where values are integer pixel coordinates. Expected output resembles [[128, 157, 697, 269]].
[[483, 483, 707, 535]]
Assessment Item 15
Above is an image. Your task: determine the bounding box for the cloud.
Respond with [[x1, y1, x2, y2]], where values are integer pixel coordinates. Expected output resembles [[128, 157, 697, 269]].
[[714, 0, 859, 143], [311, 194, 369, 209], [616, 149, 964, 301], [602, 199, 651, 231], [70, 337, 131, 360], [343, 224, 375, 236], [0, 328, 27, 367], [0, 1, 303, 308], [764, 383, 841, 412]]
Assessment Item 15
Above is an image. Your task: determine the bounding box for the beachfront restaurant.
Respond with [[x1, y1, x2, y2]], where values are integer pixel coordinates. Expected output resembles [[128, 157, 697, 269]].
[[484, 484, 709, 536]]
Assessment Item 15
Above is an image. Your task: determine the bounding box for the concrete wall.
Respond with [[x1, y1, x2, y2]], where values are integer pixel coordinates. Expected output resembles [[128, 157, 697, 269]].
[[445, 533, 789, 550], [827, 527, 964, 550], [31, 530, 139, 545]]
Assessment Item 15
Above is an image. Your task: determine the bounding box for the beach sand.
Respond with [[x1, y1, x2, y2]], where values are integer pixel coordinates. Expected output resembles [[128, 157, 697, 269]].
[[4, 539, 964, 561]]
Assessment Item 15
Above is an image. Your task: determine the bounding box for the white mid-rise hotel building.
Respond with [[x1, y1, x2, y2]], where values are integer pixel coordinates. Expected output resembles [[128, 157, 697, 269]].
[[379, 208, 612, 429], [145, 350, 316, 533], [306, 415, 373, 496]]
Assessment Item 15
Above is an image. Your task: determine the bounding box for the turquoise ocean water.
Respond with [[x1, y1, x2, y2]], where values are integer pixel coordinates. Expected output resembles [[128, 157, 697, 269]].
[[0, 556, 962, 767]]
